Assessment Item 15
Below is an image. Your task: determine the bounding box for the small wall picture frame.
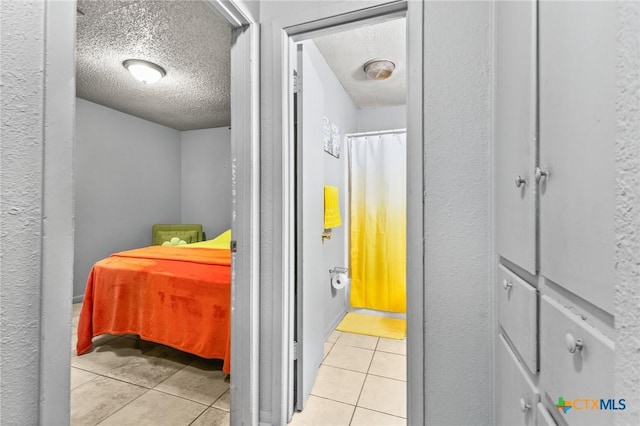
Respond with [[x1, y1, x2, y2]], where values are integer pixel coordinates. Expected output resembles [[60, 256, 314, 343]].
[[330, 122, 341, 158], [323, 117, 332, 154]]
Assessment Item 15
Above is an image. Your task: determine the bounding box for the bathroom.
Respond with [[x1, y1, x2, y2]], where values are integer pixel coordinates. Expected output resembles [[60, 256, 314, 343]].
[[292, 15, 408, 418]]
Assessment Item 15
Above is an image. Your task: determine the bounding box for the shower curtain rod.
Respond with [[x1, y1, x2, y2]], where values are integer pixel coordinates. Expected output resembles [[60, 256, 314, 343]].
[[344, 128, 407, 138]]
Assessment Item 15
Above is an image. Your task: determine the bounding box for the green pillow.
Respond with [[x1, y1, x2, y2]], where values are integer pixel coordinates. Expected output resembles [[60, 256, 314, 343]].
[[154, 230, 199, 246], [161, 237, 188, 246]]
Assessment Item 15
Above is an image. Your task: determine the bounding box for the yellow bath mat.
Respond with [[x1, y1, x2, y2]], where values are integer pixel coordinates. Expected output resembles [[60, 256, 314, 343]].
[[336, 312, 406, 340]]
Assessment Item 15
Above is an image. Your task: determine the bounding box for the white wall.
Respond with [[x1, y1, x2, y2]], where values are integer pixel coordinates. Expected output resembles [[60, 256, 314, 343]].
[[74, 99, 182, 299], [233, 0, 260, 22], [423, 2, 493, 424], [74, 102, 232, 301], [181, 127, 232, 238], [303, 40, 359, 337], [357, 105, 406, 132]]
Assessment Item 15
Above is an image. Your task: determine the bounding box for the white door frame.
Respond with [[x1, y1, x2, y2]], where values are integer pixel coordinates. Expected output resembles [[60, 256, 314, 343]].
[[205, 2, 260, 425], [260, 1, 425, 424]]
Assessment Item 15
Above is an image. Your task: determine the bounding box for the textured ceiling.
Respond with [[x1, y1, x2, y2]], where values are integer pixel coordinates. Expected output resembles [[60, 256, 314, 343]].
[[312, 17, 406, 109], [76, 0, 231, 131]]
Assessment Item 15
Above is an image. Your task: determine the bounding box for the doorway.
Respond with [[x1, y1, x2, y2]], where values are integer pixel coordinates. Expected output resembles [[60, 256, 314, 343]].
[[263, 2, 425, 424], [261, 1, 497, 424], [63, 1, 259, 423], [291, 17, 408, 422]]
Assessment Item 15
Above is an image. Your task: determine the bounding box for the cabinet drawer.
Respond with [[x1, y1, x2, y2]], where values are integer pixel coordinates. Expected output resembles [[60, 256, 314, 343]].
[[497, 334, 539, 426], [540, 295, 614, 425], [536, 403, 557, 426], [497, 264, 537, 373]]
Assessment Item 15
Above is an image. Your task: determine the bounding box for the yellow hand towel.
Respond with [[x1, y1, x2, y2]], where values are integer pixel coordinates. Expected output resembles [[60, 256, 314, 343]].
[[324, 185, 342, 228]]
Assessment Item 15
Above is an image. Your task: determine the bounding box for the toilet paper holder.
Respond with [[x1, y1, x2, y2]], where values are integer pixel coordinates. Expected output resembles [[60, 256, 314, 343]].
[[329, 267, 348, 275]]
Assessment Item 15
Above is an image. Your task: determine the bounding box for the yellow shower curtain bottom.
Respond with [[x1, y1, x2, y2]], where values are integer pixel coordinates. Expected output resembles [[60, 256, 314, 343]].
[[350, 206, 406, 313]]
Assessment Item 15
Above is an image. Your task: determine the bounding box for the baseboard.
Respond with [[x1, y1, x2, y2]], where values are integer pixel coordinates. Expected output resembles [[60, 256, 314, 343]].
[[324, 309, 347, 340]]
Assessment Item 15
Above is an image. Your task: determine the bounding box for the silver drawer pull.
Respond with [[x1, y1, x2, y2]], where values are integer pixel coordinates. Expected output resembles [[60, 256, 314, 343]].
[[519, 398, 531, 413], [502, 279, 512, 290], [565, 333, 584, 353], [535, 167, 550, 183], [515, 175, 527, 188]]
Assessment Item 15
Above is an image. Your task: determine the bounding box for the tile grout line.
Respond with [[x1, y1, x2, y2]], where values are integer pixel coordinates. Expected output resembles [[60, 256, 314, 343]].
[[300, 331, 408, 424], [151, 386, 227, 408], [73, 359, 190, 391], [72, 346, 228, 425], [209, 389, 231, 411], [187, 404, 230, 426], [93, 388, 151, 426], [71, 308, 227, 425], [73, 362, 229, 407], [92, 386, 213, 426], [354, 405, 408, 421], [304, 394, 356, 409], [366, 370, 407, 382], [350, 336, 377, 421]]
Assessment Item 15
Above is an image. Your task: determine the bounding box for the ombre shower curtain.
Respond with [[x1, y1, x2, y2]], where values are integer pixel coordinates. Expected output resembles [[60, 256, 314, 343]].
[[348, 131, 406, 313]]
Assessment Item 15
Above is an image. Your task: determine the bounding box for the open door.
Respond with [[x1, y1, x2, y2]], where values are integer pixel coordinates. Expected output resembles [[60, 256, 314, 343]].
[[293, 43, 326, 412]]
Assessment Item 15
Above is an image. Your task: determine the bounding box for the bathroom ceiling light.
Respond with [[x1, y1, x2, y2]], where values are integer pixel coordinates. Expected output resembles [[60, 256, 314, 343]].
[[123, 59, 166, 84], [363, 59, 395, 80]]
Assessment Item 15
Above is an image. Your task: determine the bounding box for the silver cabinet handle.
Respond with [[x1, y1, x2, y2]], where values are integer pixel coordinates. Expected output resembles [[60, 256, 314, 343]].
[[565, 333, 584, 353], [535, 167, 549, 183], [502, 279, 512, 290], [519, 398, 531, 413], [515, 176, 527, 188]]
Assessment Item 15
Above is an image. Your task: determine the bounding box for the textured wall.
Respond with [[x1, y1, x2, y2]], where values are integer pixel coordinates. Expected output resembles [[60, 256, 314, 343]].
[[1, 0, 74, 423], [423, 2, 493, 424], [181, 127, 232, 238], [74, 99, 182, 299], [615, 1, 640, 424], [0, 1, 46, 424]]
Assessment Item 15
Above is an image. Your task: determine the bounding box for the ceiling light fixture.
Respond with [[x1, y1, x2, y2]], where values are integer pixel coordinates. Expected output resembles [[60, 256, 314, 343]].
[[363, 59, 395, 80], [123, 59, 166, 84]]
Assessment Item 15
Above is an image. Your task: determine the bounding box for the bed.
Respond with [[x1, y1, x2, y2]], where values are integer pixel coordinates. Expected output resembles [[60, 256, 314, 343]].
[[76, 230, 233, 373]]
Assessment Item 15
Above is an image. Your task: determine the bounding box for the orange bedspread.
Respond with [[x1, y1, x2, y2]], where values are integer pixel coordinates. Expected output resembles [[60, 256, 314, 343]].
[[77, 246, 232, 373]]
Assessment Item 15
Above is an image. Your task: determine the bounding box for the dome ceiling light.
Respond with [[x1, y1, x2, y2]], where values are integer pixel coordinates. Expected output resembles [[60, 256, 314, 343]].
[[363, 59, 395, 80], [123, 59, 166, 84]]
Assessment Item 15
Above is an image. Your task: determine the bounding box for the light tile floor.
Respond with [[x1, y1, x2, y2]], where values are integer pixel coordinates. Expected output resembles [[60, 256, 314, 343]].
[[70, 303, 230, 426], [71, 303, 406, 426], [289, 330, 407, 425]]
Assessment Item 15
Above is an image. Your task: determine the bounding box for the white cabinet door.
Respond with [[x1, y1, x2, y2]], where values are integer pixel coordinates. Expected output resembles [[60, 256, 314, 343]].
[[538, 1, 615, 314], [495, 0, 537, 274]]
